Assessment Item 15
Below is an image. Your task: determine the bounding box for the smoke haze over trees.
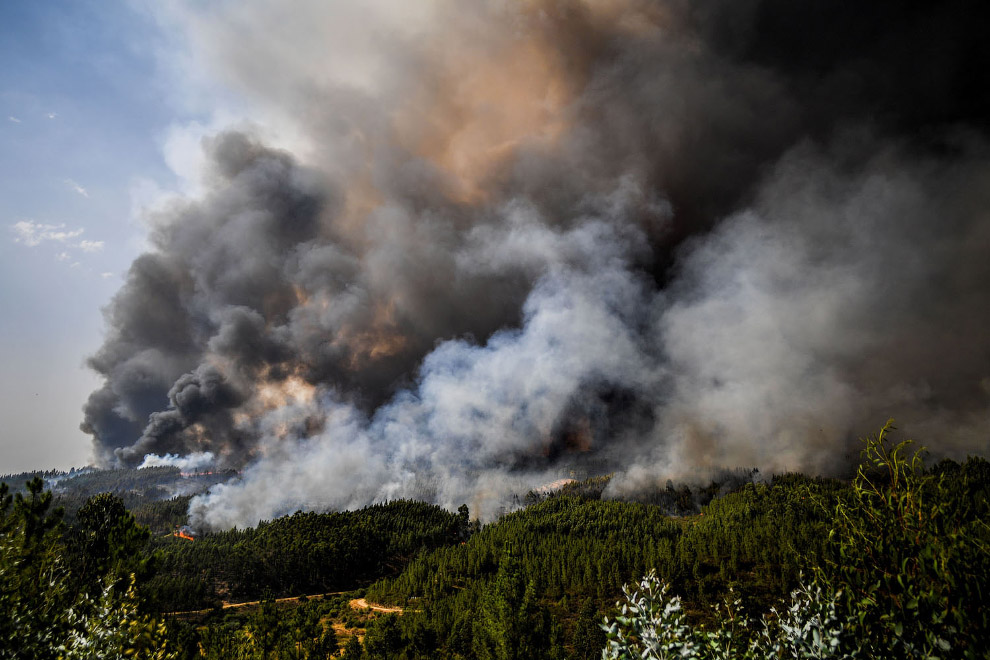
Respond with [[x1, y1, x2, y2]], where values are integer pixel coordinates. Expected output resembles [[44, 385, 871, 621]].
[[81, 0, 990, 528]]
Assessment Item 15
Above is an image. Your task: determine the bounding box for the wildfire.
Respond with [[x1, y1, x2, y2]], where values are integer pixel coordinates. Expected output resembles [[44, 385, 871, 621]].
[[534, 478, 577, 494], [173, 526, 195, 542]]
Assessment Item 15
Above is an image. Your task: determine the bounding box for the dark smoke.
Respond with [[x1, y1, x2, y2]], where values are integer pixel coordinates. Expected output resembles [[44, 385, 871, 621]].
[[83, 0, 990, 527]]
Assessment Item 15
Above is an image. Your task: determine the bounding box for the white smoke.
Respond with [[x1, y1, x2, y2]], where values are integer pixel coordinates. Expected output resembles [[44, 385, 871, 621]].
[[190, 210, 660, 528], [139, 451, 216, 472]]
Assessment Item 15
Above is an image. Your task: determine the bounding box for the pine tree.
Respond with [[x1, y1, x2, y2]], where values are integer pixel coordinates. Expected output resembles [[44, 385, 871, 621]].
[[572, 599, 605, 660], [247, 596, 282, 660], [474, 548, 536, 660], [364, 614, 402, 659], [342, 634, 363, 659]]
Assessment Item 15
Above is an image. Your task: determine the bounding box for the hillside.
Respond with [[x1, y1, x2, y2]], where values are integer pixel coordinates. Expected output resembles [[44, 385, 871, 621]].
[[2, 430, 987, 659]]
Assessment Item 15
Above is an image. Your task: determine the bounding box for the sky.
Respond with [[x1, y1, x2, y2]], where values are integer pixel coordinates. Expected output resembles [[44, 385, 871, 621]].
[[0, 1, 182, 473]]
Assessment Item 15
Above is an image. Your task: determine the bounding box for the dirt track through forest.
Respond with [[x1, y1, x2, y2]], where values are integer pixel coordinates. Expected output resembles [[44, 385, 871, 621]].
[[166, 591, 348, 616], [166, 592, 406, 617], [349, 598, 404, 614]]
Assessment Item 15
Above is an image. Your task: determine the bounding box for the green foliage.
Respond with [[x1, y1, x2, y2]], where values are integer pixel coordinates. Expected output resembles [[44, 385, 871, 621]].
[[473, 549, 541, 660], [360, 476, 840, 658], [602, 421, 990, 659], [196, 615, 256, 659], [71, 492, 153, 598], [816, 420, 990, 658], [342, 634, 363, 659], [0, 478, 74, 660], [310, 623, 339, 660], [369, 496, 683, 607], [286, 600, 336, 659], [601, 571, 862, 660], [364, 614, 403, 660], [131, 496, 194, 536], [61, 575, 177, 660], [247, 596, 283, 660], [148, 499, 461, 610], [572, 598, 606, 659], [0, 479, 174, 659], [188, 597, 341, 660], [678, 473, 843, 608]]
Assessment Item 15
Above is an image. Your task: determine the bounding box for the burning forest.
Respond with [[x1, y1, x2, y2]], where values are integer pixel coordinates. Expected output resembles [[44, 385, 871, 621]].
[[173, 525, 195, 542], [79, 0, 990, 530]]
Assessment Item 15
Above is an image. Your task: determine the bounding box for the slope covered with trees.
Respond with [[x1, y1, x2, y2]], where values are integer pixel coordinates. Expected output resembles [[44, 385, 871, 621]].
[[355, 473, 847, 659], [146, 500, 463, 611], [2, 423, 987, 658], [602, 423, 990, 659]]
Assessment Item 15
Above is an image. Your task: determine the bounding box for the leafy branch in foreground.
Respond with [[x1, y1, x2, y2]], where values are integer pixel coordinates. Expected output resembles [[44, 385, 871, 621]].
[[601, 571, 861, 660], [816, 420, 989, 658], [0, 479, 176, 659], [604, 421, 990, 660], [61, 575, 175, 660]]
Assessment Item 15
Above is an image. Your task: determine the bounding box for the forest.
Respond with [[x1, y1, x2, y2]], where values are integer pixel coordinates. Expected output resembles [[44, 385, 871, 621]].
[[1, 422, 987, 659]]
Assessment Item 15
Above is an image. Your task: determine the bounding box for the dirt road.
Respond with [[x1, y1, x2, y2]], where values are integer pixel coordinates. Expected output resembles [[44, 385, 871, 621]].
[[349, 598, 404, 614], [166, 591, 349, 617], [167, 592, 408, 617]]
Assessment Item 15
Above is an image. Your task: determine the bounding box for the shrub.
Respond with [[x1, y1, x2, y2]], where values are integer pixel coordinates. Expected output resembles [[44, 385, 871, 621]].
[[603, 421, 990, 660], [601, 571, 862, 659]]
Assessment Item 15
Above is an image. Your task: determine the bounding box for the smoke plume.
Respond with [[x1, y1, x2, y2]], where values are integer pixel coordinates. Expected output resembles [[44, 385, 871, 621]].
[[138, 451, 215, 472], [83, 0, 990, 528]]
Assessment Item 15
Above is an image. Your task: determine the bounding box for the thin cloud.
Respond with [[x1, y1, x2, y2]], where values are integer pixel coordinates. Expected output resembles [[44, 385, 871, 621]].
[[65, 179, 89, 198], [47, 112, 57, 119], [7, 116, 21, 123], [10, 221, 105, 260], [11, 220, 85, 247], [55, 251, 80, 268]]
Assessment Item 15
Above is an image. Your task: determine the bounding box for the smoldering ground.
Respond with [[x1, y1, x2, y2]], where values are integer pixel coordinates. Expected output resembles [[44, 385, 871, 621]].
[[82, 0, 990, 528]]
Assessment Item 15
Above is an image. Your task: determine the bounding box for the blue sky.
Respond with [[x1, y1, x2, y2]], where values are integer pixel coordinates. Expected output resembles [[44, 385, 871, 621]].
[[0, 0, 183, 472]]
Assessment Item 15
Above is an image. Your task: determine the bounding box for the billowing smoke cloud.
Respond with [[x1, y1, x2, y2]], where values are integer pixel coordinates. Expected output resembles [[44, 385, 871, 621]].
[[138, 451, 215, 472], [84, 0, 990, 528]]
